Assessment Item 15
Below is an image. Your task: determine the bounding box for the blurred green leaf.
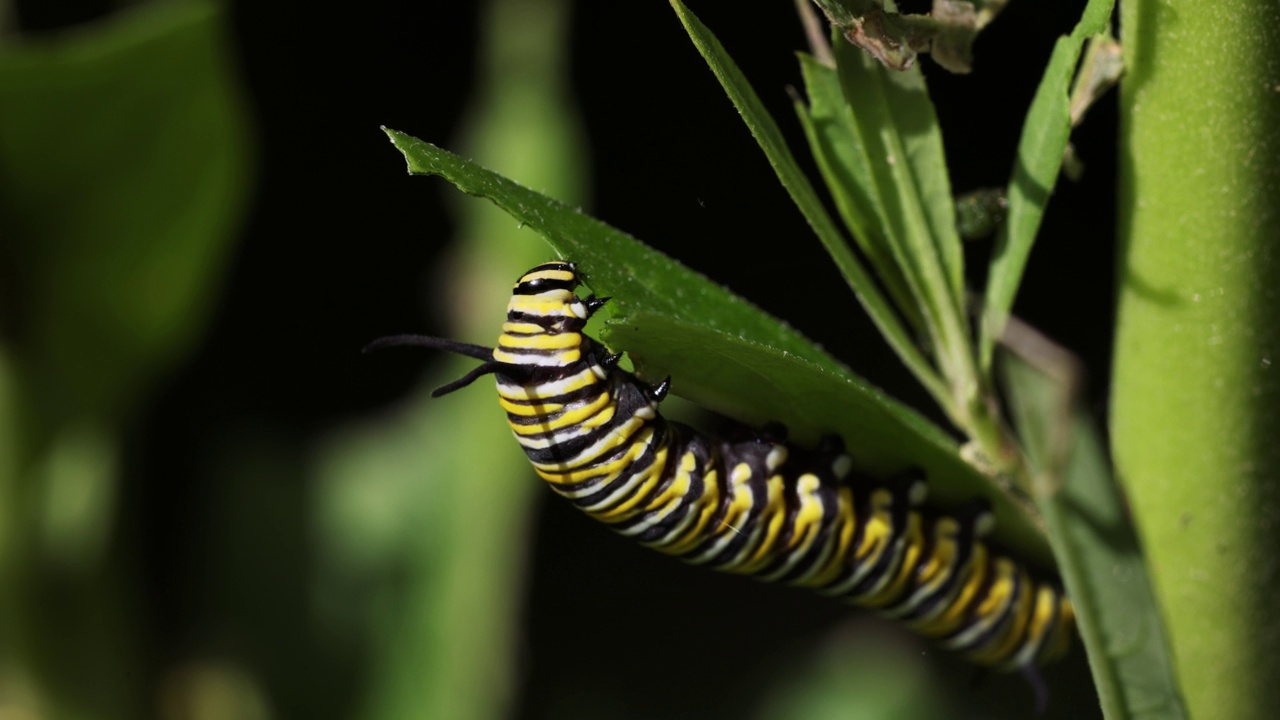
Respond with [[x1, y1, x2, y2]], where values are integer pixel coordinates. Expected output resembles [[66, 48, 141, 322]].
[[0, 2, 253, 717], [755, 620, 946, 720], [953, 187, 1008, 241], [316, 2, 585, 719], [0, 0, 253, 430], [978, 0, 1115, 371], [1002, 353, 1187, 720], [34, 423, 116, 573]]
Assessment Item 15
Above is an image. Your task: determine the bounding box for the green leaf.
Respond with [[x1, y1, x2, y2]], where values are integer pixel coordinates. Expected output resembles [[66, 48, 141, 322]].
[[1002, 354, 1187, 720], [829, 32, 971, 394], [794, 53, 921, 334], [605, 312, 1054, 566], [978, 0, 1117, 372], [0, 2, 252, 430], [383, 130, 1055, 567], [832, 36, 963, 303], [755, 620, 947, 720], [668, 0, 948, 405], [0, 2, 253, 717], [385, 128, 841, 370]]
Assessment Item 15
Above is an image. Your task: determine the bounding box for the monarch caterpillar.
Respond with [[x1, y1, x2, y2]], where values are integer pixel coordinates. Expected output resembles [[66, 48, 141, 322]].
[[368, 261, 1075, 671]]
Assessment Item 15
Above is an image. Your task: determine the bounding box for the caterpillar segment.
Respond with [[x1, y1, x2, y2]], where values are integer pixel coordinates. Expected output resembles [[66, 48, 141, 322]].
[[369, 261, 1075, 670]]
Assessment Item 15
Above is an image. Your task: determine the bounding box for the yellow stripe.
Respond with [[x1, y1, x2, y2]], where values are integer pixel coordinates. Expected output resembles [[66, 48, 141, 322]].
[[499, 331, 582, 350], [804, 488, 857, 588], [788, 475, 825, 553], [735, 475, 788, 574], [500, 387, 609, 423], [663, 460, 722, 555], [912, 543, 989, 637], [1039, 598, 1075, 662], [854, 488, 895, 569], [507, 295, 577, 316], [538, 428, 654, 484], [518, 267, 575, 284], [501, 321, 548, 335], [595, 446, 670, 521], [497, 369, 599, 402], [862, 514, 925, 607], [968, 569, 1035, 664], [713, 463, 756, 545]]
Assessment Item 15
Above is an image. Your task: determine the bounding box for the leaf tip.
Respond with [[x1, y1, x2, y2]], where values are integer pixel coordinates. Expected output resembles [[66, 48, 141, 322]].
[[381, 127, 420, 173]]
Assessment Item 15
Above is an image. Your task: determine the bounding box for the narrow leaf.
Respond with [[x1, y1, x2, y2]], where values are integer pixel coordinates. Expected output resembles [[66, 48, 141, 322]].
[[978, 0, 1117, 371], [831, 34, 971, 388], [669, 0, 948, 405], [795, 53, 922, 333], [1002, 354, 1188, 720]]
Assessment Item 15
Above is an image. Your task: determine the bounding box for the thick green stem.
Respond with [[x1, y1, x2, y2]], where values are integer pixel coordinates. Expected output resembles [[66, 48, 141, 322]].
[[1113, 2, 1280, 718]]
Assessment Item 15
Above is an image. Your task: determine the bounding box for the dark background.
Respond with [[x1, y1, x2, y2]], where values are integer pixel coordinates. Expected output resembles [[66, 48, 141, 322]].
[[12, 0, 1114, 717]]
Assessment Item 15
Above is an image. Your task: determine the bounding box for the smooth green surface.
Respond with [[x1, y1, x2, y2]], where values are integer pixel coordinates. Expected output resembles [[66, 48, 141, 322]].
[[978, 0, 1115, 371], [1003, 356, 1186, 720], [316, 1, 584, 719], [1113, 1, 1280, 718], [0, 3, 252, 717], [669, 0, 945, 403]]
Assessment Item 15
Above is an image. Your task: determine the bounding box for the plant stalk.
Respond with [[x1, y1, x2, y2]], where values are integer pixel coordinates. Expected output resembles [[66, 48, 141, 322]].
[[1113, 2, 1280, 718]]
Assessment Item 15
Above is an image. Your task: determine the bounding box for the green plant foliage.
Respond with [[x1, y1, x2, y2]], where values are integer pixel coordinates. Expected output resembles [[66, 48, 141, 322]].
[[825, 32, 965, 312], [0, 2, 252, 430], [1002, 355, 1187, 720], [977, 0, 1115, 372], [755, 620, 947, 720], [794, 52, 919, 332], [608, 312, 1051, 562], [382, 131, 1055, 567], [383, 130, 837, 370], [668, 1, 943, 402], [1114, 0, 1280, 717], [0, 1, 253, 717]]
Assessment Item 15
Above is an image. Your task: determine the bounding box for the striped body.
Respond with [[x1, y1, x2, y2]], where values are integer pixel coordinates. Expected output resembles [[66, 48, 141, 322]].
[[491, 262, 1073, 669]]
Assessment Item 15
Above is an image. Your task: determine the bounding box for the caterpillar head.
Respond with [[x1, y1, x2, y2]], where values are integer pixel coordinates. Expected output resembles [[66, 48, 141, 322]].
[[504, 261, 589, 334], [364, 261, 608, 397], [493, 261, 610, 368]]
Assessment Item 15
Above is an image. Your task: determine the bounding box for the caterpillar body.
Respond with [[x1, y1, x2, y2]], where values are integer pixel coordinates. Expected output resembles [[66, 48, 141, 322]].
[[369, 261, 1074, 670]]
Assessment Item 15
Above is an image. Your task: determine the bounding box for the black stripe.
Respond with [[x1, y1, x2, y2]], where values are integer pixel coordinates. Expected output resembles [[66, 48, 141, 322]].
[[898, 515, 979, 622], [947, 559, 1024, 654], [571, 435, 666, 510]]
